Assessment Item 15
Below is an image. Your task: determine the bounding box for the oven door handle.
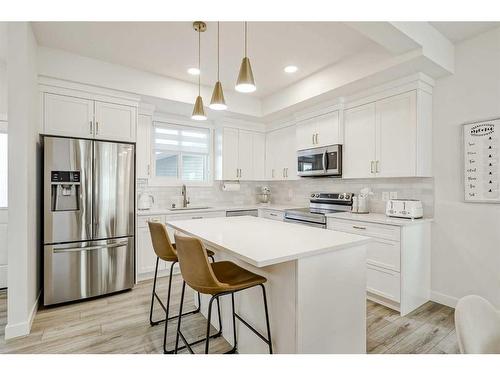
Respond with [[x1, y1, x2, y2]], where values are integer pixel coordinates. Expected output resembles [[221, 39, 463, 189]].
[[322, 150, 328, 173]]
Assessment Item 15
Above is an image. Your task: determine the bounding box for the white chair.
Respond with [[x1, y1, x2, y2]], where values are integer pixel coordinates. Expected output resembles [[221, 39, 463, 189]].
[[455, 295, 500, 353]]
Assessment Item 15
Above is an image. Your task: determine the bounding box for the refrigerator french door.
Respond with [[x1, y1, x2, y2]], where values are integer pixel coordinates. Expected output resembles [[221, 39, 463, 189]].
[[43, 136, 135, 306]]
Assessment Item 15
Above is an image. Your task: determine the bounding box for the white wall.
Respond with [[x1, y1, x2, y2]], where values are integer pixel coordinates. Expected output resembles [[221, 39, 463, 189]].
[[432, 27, 500, 307], [5, 22, 41, 339]]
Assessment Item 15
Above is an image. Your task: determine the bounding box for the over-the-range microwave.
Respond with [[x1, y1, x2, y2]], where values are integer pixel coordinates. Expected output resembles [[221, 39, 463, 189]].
[[297, 144, 342, 177]]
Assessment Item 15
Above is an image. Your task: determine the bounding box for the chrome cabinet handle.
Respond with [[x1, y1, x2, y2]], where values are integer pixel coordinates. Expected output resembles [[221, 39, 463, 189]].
[[285, 168, 288, 178], [375, 160, 380, 173], [315, 133, 319, 144], [239, 168, 242, 178], [312, 134, 315, 145], [370, 161, 375, 174], [89, 121, 93, 135], [147, 164, 151, 177], [270, 213, 277, 217], [95, 121, 99, 135], [283, 168, 286, 178], [352, 225, 367, 230], [192, 216, 203, 219]]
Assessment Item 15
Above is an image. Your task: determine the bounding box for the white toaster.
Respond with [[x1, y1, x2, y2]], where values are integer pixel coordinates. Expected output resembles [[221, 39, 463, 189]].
[[386, 199, 423, 219]]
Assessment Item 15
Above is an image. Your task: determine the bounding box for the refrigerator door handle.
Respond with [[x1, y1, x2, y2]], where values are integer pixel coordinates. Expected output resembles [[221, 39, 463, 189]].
[[53, 240, 129, 253]]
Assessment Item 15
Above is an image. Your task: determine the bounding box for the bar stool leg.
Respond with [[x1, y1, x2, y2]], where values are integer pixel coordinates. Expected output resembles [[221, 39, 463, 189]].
[[260, 284, 273, 354], [149, 257, 161, 326], [174, 281, 187, 354], [230, 292, 237, 353], [204, 295, 217, 354], [162, 261, 176, 353]]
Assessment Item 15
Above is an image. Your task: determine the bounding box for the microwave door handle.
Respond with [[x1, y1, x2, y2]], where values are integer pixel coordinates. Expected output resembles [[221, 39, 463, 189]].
[[322, 150, 328, 173]]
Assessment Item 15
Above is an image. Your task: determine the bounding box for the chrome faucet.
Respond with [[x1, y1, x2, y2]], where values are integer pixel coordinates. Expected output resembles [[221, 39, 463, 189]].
[[181, 184, 190, 208]]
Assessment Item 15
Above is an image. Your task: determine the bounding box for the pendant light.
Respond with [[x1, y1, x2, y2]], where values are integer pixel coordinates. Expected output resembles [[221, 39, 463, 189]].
[[235, 22, 256, 93], [209, 22, 227, 110], [191, 21, 207, 121]]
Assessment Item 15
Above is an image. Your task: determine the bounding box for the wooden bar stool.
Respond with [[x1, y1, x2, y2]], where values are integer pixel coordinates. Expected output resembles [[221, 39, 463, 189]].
[[173, 233, 273, 354], [147, 221, 222, 354]]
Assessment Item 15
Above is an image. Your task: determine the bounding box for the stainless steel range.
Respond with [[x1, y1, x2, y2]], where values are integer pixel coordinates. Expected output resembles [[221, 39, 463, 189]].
[[284, 192, 353, 228]]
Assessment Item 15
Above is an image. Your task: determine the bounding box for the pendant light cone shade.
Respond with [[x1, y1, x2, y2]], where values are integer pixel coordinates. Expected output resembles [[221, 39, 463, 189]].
[[235, 22, 256, 93], [209, 81, 227, 110], [192, 95, 207, 120], [236, 57, 256, 93]]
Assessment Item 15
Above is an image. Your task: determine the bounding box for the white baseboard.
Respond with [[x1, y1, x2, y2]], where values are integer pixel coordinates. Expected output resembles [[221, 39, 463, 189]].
[[4, 291, 40, 340], [431, 290, 459, 308]]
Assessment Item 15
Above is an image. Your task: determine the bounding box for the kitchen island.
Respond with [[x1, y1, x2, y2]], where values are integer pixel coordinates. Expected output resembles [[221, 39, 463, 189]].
[[166, 216, 370, 354]]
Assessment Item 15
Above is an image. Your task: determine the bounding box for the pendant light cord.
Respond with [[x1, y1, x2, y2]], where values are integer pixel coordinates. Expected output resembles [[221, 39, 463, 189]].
[[198, 27, 201, 96], [217, 22, 220, 81], [244, 21, 247, 58]]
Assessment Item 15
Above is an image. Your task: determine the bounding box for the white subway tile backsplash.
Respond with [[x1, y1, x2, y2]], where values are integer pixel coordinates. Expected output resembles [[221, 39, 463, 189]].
[[138, 177, 434, 217]]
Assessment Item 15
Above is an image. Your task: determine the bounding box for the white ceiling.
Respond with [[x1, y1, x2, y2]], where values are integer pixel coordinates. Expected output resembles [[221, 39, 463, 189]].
[[430, 22, 500, 43], [31, 22, 382, 98]]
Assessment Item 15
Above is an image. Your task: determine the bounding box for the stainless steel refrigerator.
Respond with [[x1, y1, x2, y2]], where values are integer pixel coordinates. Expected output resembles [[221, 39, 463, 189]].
[[42, 136, 135, 306]]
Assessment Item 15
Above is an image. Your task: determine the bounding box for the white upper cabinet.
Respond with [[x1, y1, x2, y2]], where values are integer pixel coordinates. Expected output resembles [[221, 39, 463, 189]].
[[375, 92, 417, 177], [296, 110, 341, 150], [215, 127, 266, 181], [343, 103, 376, 179], [136, 114, 152, 179], [94, 101, 137, 142], [252, 132, 266, 180], [266, 125, 298, 180], [44, 93, 94, 138], [343, 90, 432, 178], [42, 89, 138, 142]]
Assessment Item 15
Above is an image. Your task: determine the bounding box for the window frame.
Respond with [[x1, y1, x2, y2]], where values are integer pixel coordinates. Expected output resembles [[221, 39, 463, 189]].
[[148, 119, 214, 187]]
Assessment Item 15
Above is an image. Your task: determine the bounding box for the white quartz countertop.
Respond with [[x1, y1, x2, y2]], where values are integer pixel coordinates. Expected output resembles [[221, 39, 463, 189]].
[[165, 216, 371, 267], [325, 211, 434, 226], [137, 204, 301, 216]]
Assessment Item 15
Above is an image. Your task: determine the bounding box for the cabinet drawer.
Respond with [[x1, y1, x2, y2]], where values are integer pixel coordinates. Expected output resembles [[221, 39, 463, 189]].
[[137, 215, 164, 228], [260, 209, 284, 221], [367, 238, 400, 271], [327, 218, 400, 241], [367, 265, 400, 303]]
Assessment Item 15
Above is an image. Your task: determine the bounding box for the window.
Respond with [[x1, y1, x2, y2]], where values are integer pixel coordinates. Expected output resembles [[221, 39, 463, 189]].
[[152, 122, 211, 184], [0, 123, 6, 208]]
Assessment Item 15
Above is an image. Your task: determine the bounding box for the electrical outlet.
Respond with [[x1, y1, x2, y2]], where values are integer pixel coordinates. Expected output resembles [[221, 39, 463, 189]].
[[390, 191, 398, 199], [382, 192, 390, 201]]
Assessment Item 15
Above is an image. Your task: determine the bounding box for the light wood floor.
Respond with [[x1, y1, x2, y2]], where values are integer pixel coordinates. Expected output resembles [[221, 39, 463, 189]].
[[0, 277, 459, 354]]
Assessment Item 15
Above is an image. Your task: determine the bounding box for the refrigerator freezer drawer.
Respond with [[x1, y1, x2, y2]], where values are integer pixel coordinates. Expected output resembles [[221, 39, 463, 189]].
[[44, 237, 134, 305]]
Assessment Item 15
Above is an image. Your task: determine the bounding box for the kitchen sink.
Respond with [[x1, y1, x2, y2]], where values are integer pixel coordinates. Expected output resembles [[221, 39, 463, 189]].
[[168, 206, 212, 211]]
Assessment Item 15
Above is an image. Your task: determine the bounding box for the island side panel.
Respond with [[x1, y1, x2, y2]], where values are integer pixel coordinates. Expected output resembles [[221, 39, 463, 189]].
[[198, 249, 298, 354], [296, 244, 367, 354]]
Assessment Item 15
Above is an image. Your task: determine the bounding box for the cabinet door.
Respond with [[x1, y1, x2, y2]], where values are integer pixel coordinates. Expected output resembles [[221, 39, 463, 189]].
[[343, 103, 376, 178], [44, 93, 94, 138], [315, 111, 340, 147], [296, 119, 316, 150], [252, 132, 266, 180], [282, 126, 298, 180], [265, 130, 279, 180], [94, 101, 137, 142], [222, 127, 239, 180], [238, 130, 254, 180], [136, 114, 151, 179], [137, 226, 165, 276], [376, 91, 417, 177]]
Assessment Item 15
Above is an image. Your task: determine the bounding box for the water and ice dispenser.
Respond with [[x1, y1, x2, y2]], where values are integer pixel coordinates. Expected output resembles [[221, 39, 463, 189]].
[[50, 171, 81, 211]]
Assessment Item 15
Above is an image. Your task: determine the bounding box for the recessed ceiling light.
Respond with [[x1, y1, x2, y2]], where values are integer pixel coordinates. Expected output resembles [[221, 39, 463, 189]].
[[284, 65, 298, 73], [187, 67, 200, 75]]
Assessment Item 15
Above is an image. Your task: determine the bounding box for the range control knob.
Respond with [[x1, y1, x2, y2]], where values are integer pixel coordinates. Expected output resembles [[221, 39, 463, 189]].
[[311, 193, 315, 198], [345, 194, 351, 200], [315, 193, 320, 198]]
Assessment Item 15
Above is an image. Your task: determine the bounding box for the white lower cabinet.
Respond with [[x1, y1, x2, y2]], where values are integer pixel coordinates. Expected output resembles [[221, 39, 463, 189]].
[[136, 211, 226, 281], [259, 208, 284, 221], [327, 217, 431, 315]]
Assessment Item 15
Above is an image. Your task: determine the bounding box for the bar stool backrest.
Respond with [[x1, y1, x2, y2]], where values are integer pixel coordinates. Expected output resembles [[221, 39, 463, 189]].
[[174, 233, 227, 294], [148, 221, 177, 262]]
